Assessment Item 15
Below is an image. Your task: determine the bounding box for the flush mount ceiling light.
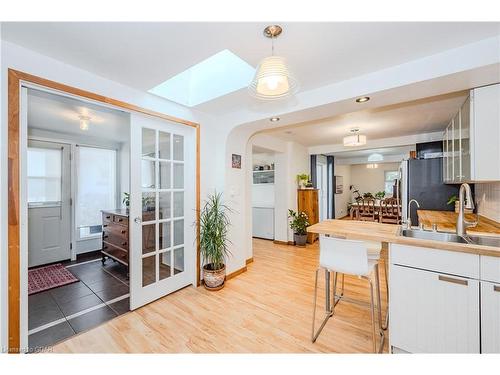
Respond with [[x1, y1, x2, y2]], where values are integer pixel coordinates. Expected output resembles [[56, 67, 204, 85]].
[[248, 25, 299, 101], [343, 128, 367, 147], [368, 153, 384, 162], [366, 163, 379, 169], [270, 117, 280, 122], [356, 96, 370, 103], [79, 115, 90, 131]]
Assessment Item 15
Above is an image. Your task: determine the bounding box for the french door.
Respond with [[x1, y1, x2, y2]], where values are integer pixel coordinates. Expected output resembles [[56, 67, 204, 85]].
[[129, 113, 196, 309]]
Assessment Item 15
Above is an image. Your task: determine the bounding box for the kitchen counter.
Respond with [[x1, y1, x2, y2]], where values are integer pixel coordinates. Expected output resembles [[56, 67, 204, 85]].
[[307, 219, 500, 257], [417, 209, 500, 237]]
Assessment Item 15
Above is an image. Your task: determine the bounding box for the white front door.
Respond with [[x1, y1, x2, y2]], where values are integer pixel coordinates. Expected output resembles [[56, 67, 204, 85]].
[[129, 113, 196, 309], [27, 140, 71, 267]]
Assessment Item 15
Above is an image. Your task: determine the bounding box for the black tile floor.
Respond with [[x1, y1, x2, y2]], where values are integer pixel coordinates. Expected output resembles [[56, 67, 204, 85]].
[[28, 256, 130, 350]]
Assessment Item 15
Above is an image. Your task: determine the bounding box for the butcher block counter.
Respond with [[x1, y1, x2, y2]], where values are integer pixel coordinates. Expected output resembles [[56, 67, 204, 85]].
[[417, 209, 500, 237], [307, 219, 500, 257]]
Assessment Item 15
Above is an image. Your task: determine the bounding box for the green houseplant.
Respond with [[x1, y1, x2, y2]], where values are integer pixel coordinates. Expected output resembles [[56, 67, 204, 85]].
[[198, 192, 232, 291], [375, 191, 386, 200], [288, 209, 310, 247], [296, 173, 309, 189]]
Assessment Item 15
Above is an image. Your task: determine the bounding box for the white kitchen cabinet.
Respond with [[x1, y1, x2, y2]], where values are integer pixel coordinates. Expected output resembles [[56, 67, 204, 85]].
[[252, 207, 274, 240], [443, 83, 500, 183], [390, 264, 480, 353], [481, 281, 500, 353]]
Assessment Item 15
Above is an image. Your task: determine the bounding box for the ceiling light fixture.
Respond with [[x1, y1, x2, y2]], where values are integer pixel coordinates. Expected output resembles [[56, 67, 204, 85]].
[[368, 153, 384, 162], [343, 128, 367, 147], [79, 115, 90, 131], [270, 117, 280, 122], [356, 96, 370, 103], [366, 163, 379, 169], [248, 25, 299, 101]]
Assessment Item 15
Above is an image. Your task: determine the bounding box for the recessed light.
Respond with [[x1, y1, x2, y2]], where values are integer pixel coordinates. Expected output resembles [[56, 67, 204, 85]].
[[270, 117, 280, 122], [355, 96, 370, 103]]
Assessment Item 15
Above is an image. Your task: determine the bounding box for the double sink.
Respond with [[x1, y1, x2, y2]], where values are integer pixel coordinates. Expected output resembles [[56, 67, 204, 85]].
[[401, 229, 500, 248]]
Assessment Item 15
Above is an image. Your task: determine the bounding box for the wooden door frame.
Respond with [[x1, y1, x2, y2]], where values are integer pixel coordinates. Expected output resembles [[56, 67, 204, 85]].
[[7, 68, 201, 353]]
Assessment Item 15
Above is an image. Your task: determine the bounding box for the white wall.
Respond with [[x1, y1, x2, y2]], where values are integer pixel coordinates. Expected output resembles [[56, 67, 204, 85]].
[[334, 164, 351, 218], [475, 182, 500, 222], [0, 40, 213, 351], [350, 162, 400, 198]]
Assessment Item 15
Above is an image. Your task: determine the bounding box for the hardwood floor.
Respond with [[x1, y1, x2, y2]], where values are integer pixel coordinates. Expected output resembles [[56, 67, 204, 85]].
[[52, 239, 389, 353]]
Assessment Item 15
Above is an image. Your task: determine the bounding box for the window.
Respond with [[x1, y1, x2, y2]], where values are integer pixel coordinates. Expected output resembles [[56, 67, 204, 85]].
[[384, 170, 399, 196], [76, 146, 117, 239], [27, 147, 62, 204]]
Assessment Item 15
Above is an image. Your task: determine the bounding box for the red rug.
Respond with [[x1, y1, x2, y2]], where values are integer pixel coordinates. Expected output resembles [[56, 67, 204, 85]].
[[28, 264, 79, 295]]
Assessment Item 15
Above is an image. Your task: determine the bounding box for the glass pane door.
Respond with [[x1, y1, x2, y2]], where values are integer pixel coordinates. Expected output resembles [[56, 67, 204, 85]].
[[130, 113, 196, 309]]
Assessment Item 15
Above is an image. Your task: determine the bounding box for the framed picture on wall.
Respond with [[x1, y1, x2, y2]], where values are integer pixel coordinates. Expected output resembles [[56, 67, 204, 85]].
[[232, 154, 241, 169]]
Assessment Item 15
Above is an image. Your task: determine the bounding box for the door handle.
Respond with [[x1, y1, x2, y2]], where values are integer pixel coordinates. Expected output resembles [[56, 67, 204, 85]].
[[134, 217, 142, 224], [438, 275, 468, 286]]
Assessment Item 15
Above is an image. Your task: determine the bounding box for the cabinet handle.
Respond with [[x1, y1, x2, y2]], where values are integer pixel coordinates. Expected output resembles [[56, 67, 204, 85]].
[[494, 285, 500, 292], [106, 216, 111, 219], [121, 230, 126, 234], [438, 275, 468, 286], [122, 242, 127, 246]]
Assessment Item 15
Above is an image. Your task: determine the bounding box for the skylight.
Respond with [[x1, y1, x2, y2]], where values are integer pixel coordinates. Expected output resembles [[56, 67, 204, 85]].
[[148, 49, 255, 107]]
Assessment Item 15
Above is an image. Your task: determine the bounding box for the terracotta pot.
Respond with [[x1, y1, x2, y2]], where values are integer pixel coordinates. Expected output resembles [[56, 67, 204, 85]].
[[203, 264, 226, 291], [294, 233, 307, 247]]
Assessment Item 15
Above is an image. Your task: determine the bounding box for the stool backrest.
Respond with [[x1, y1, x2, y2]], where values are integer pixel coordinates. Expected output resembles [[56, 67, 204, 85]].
[[319, 235, 369, 276]]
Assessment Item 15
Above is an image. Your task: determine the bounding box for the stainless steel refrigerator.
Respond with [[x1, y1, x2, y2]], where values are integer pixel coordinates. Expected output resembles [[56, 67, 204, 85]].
[[399, 158, 459, 225]]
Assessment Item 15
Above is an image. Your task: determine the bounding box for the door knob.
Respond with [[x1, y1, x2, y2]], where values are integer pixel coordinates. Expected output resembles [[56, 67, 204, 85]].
[[134, 217, 142, 224]]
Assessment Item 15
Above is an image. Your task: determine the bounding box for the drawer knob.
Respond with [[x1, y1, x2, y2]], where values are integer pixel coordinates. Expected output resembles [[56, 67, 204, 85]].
[[106, 216, 111, 219], [122, 242, 127, 246], [121, 230, 126, 234]]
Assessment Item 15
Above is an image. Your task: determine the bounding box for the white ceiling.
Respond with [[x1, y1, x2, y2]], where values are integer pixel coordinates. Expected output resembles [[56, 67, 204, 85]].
[[3, 22, 500, 116], [262, 91, 468, 146], [28, 89, 130, 142]]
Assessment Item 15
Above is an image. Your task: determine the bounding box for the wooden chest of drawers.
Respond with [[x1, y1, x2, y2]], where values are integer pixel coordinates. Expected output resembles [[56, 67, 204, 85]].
[[101, 209, 130, 271]]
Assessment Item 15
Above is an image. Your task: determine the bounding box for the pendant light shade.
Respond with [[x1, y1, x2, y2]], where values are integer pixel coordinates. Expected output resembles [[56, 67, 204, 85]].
[[249, 25, 299, 100], [249, 56, 299, 100]]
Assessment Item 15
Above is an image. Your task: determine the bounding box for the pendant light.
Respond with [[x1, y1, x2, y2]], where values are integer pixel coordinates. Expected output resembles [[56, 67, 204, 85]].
[[343, 128, 367, 147], [248, 25, 299, 100]]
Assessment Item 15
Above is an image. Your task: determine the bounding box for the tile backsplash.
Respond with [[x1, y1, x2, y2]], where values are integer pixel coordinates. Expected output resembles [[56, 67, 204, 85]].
[[475, 182, 500, 222]]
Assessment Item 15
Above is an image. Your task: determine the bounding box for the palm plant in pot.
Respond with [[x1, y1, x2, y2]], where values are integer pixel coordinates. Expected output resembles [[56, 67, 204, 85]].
[[288, 209, 310, 247], [198, 192, 231, 291]]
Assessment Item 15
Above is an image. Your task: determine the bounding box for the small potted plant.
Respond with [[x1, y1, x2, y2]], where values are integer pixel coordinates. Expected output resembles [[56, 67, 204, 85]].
[[288, 209, 310, 247], [375, 191, 386, 200], [296, 173, 309, 189], [122, 192, 130, 212], [198, 192, 232, 291], [363, 192, 374, 200]]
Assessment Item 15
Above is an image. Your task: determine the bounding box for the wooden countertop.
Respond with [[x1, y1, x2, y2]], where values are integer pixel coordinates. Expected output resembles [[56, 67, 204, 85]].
[[307, 219, 500, 257], [417, 210, 500, 237]]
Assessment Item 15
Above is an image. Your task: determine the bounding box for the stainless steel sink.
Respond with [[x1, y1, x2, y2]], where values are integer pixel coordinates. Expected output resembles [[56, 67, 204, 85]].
[[400, 229, 469, 244], [465, 235, 500, 248]]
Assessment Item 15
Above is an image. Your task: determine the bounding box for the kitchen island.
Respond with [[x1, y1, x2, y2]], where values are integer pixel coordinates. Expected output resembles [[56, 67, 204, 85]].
[[307, 219, 500, 353]]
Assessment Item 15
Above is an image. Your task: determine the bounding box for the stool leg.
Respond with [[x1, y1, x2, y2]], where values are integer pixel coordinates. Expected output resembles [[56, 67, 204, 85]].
[[382, 261, 389, 330], [312, 268, 333, 343], [368, 278, 377, 353]]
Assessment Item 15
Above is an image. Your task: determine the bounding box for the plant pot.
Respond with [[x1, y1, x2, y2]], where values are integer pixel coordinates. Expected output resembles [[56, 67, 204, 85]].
[[203, 264, 226, 291], [294, 233, 307, 247]]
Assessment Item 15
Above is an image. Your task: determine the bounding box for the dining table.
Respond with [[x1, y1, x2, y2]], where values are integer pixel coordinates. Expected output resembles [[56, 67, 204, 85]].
[[349, 201, 402, 220]]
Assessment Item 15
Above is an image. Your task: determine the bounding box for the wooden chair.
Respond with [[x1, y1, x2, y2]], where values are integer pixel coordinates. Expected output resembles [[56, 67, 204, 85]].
[[379, 198, 401, 224], [358, 198, 376, 221]]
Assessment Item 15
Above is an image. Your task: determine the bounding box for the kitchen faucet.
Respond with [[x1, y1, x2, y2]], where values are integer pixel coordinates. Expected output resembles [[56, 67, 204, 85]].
[[405, 199, 420, 229], [456, 183, 477, 237]]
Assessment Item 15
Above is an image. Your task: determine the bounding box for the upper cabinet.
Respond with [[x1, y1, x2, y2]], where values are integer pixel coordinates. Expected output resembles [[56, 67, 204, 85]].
[[443, 83, 500, 183]]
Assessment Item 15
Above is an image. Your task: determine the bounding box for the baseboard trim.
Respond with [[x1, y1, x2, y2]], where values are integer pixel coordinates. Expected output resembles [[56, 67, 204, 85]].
[[246, 257, 254, 265], [273, 240, 295, 246], [226, 266, 247, 280]]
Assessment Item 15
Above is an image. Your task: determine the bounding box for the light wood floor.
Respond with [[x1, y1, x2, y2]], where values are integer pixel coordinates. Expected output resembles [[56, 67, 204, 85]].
[[53, 239, 389, 353]]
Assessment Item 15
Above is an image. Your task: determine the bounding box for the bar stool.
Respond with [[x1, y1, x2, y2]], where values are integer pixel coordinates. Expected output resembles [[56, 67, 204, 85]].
[[311, 235, 385, 353]]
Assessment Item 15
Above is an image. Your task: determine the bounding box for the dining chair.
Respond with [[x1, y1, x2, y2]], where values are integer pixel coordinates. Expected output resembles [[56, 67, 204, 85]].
[[379, 197, 401, 224], [358, 198, 376, 221]]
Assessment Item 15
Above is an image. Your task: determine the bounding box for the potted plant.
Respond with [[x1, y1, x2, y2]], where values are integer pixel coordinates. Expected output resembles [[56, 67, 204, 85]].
[[447, 194, 473, 214], [363, 192, 374, 200], [288, 209, 310, 247], [375, 191, 386, 200], [296, 173, 309, 189], [122, 192, 130, 212], [198, 192, 232, 291]]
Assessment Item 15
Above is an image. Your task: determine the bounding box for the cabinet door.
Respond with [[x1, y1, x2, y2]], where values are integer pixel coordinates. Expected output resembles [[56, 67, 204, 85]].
[[460, 97, 471, 181], [453, 114, 461, 182], [481, 281, 500, 353], [446, 123, 453, 183], [390, 265, 480, 353]]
